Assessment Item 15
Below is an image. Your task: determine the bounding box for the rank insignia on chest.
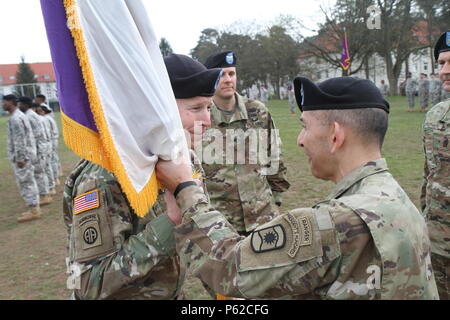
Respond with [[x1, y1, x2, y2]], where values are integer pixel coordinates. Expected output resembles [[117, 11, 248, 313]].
[[250, 224, 286, 253], [74, 190, 100, 215]]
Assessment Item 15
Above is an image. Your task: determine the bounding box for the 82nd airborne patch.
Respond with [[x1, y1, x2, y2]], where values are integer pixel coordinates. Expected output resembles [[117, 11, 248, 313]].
[[251, 224, 286, 253]]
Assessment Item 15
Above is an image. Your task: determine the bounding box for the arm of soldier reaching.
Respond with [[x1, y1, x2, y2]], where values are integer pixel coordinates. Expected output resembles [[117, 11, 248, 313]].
[[157, 159, 347, 299], [63, 161, 178, 300]]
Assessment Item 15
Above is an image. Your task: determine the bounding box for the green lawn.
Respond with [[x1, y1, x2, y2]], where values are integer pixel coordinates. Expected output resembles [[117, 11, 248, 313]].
[[0, 96, 428, 299]]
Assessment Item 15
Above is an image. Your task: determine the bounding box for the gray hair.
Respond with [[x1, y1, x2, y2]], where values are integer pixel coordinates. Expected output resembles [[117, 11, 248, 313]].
[[312, 108, 389, 148]]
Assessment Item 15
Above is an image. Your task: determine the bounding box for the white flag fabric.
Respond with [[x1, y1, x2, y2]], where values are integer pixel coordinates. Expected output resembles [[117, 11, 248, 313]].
[[41, 0, 188, 216]]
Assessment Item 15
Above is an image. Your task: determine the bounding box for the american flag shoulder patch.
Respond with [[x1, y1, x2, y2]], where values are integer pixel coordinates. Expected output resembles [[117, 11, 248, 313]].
[[73, 190, 100, 215]]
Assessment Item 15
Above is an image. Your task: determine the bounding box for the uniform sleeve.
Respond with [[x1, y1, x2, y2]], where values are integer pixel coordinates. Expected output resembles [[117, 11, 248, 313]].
[[174, 185, 343, 299], [420, 144, 429, 213], [10, 118, 28, 162], [265, 113, 290, 202], [64, 175, 176, 300]]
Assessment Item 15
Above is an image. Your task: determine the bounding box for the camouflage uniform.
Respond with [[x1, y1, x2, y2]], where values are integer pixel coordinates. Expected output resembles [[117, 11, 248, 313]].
[[45, 114, 61, 180], [442, 87, 450, 101], [421, 98, 450, 299], [379, 83, 389, 99], [201, 93, 290, 234], [25, 109, 50, 196], [40, 114, 56, 190], [259, 87, 269, 106], [7, 109, 39, 207], [418, 78, 430, 110], [168, 159, 438, 299], [429, 78, 442, 106], [63, 150, 205, 300], [406, 77, 418, 109]]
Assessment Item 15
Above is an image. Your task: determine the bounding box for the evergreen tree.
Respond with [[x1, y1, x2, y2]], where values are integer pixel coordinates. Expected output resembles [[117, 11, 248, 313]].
[[159, 38, 173, 57], [14, 56, 41, 97]]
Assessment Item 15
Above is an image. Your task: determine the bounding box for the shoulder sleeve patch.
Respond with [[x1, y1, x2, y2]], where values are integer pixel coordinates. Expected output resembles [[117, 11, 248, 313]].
[[73, 190, 100, 215], [238, 208, 324, 272], [70, 187, 116, 263]]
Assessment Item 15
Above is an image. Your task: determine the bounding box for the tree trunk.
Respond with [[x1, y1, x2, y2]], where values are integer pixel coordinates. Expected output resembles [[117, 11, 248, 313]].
[[430, 47, 435, 74], [364, 56, 370, 79], [385, 54, 398, 95], [405, 55, 410, 76]]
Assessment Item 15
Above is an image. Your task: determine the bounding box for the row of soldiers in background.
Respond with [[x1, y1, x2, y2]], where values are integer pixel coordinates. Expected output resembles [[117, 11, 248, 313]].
[[405, 72, 449, 112], [2, 94, 62, 223]]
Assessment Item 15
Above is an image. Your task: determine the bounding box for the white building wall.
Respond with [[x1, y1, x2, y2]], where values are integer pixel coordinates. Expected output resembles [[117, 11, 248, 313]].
[[300, 50, 435, 92], [0, 82, 57, 101]]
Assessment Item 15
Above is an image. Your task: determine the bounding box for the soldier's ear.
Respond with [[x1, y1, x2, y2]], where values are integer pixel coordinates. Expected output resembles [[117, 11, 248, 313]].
[[330, 122, 345, 154]]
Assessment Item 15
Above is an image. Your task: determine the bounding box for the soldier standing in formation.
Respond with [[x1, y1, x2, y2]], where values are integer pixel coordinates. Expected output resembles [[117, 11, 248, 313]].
[[202, 51, 290, 237], [63, 53, 222, 299], [2, 95, 42, 223], [35, 94, 54, 119], [288, 84, 296, 115], [418, 73, 430, 112], [259, 84, 269, 106], [429, 73, 442, 106], [405, 72, 418, 112], [18, 97, 53, 206], [378, 80, 389, 99], [35, 105, 57, 195], [421, 31, 450, 300], [155, 76, 438, 300], [40, 104, 62, 185]]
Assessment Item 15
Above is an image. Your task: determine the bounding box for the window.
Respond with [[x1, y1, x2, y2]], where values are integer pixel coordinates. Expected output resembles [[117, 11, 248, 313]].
[[0, 76, 3, 82], [44, 74, 50, 79], [34, 74, 39, 79], [9, 76, 15, 80]]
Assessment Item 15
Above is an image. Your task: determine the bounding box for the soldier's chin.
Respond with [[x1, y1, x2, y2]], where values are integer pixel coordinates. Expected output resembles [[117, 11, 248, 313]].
[[443, 81, 450, 92]]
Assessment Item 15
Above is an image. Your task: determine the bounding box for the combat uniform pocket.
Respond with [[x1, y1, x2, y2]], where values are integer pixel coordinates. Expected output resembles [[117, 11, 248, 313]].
[[70, 182, 117, 263]]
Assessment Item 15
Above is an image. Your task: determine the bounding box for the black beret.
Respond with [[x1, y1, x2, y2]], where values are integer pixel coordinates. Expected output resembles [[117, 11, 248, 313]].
[[164, 54, 223, 99], [2, 94, 17, 102], [293, 76, 390, 114], [434, 31, 450, 61], [40, 105, 52, 113], [18, 96, 33, 106], [204, 51, 237, 69]]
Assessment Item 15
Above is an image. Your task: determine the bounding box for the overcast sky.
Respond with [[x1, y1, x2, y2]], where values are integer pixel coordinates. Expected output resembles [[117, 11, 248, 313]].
[[0, 0, 334, 64]]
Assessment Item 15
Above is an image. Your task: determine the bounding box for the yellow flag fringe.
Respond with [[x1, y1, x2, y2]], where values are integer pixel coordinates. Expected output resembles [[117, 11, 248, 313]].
[[61, 111, 112, 171], [63, 0, 159, 217]]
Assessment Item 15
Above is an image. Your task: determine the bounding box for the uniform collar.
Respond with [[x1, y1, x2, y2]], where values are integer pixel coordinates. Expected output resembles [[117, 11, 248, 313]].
[[326, 158, 389, 200], [211, 93, 248, 124]]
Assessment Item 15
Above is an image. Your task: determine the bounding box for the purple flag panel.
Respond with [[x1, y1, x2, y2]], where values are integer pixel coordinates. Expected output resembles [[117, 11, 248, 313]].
[[340, 32, 351, 71], [40, 0, 98, 133]]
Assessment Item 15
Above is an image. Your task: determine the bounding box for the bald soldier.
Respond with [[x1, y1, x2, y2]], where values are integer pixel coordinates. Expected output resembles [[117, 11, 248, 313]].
[[156, 76, 438, 300], [421, 31, 450, 300], [63, 54, 222, 299], [202, 51, 290, 236]]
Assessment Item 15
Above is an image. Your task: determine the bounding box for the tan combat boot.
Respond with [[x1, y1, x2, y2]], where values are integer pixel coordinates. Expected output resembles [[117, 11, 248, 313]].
[[17, 206, 42, 223], [55, 178, 61, 186], [49, 188, 57, 195], [40, 194, 53, 206]]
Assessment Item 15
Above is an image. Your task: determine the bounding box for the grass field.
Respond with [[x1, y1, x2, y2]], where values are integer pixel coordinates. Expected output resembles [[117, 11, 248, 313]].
[[0, 96, 428, 299]]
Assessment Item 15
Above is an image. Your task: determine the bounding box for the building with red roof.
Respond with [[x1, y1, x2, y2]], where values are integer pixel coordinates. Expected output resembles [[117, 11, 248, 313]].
[[0, 62, 57, 101]]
